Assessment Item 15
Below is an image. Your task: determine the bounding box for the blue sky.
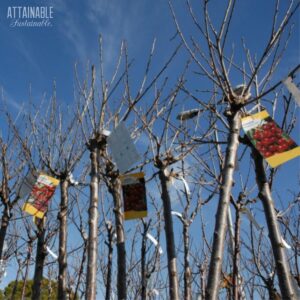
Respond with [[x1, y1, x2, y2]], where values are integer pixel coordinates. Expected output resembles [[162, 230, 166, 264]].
[[0, 0, 298, 110], [0, 0, 299, 296]]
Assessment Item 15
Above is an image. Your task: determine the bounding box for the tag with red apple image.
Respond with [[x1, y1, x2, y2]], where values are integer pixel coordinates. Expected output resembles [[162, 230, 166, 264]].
[[242, 110, 300, 167]]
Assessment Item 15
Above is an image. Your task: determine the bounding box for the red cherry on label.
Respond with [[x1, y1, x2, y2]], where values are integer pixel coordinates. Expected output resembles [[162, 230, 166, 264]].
[[253, 131, 263, 140], [264, 151, 273, 157], [277, 145, 286, 153], [268, 145, 277, 152]]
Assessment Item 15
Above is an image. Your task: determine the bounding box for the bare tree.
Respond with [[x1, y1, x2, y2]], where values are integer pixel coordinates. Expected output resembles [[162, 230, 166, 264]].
[[169, 0, 299, 298]]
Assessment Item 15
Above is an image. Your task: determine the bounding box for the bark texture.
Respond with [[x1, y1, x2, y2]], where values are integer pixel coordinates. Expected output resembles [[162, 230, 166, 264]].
[[109, 176, 127, 300], [32, 223, 46, 300], [58, 179, 69, 300], [183, 222, 192, 300], [105, 222, 114, 300], [86, 143, 99, 300], [233, 205, 241, 300], [206, 110, 242, 300], [0, 205, 10, 259], [21, 240, 33, 300], [0, 146, 11, 260], [141, 221, 150, 300], [252, 148, 295, 299], [158, 168, 179, 300]]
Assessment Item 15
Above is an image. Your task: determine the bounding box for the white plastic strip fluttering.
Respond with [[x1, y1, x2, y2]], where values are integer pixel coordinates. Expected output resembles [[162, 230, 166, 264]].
[[146, 233, 163, 255], [179, 176, 191, 196], [281, 237, 291, 250], [171, 211, 183, 219], [46, 246, 58, 260], [282, 76, 300, 106], [241, 208, 261, 231], [242, 209, 292, 250], [69, 173, 79, 186]]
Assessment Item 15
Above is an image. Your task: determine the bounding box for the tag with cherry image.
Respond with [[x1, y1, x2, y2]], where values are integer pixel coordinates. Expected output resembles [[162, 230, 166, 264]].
[[242, 110, 300, 167]]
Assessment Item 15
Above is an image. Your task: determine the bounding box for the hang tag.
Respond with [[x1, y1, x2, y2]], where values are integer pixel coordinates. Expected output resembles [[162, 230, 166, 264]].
[[107, 122, 140, 173], [23, 173, 59, 219], [242, 110, 300, 167], [121, 172, 147, 220], [18, 171, 38, 199]]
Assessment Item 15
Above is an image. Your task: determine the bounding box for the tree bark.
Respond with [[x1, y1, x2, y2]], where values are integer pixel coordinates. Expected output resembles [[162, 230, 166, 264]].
[[252, 148, 296, 299], [206, 110, 242, 300], [183, 222, 192, 300], [141, 222, 148, 300], [158, 169, 179, 300], [109, 177, 126, 300], [21, 240, 33, 300], [86, 143, 99, 300], [200, 263, 206, 300], [233, 205, 241, 300], [0, 147, 10, 260], [105, 222, 114, 300], [0, 205, 10, 259], [32, 222, 46, 300], [58, 179, 69, 300]]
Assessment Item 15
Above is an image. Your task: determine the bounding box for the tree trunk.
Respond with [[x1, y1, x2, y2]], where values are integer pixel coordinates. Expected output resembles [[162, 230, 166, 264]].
[[109, 177, 126, 300], [32, 222, 46, 300], [58, 179, 69, 300], [252, 148, 296, 299], [21, 240, 33, 300], [183, 222, 192, 300], [0, 147, 10, 260], [233, 205, 241, 300], [105, 223, 114, 300], [0, 205, 10, 259], [86, 143, 99, 300], [200, 263, 206, 299], [141, 222, 148, 300], [158, 169, 179, 300], [206, 110, 242, 300]]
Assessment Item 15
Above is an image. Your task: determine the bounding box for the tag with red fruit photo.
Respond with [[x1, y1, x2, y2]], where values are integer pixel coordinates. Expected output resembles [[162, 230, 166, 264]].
[[120, 172, 147, 220], [242, 110, 300, 168]]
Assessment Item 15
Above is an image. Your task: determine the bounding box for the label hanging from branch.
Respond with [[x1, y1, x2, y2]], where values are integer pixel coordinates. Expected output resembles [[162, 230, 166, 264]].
[[121, 172, 147, 220], [22, 173, 59, 219], [107, 122, 140, 174], [242, 110, 300, 167], [18, 170, 38, 199]]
